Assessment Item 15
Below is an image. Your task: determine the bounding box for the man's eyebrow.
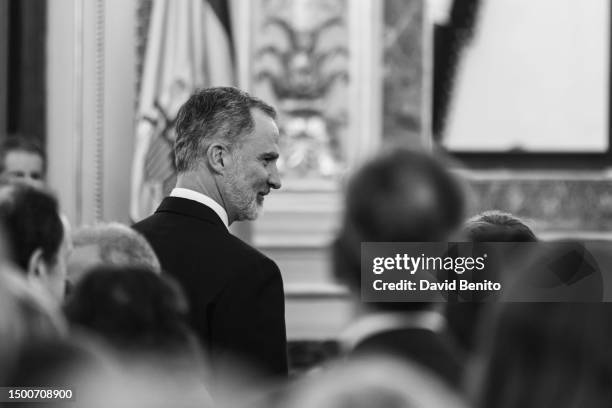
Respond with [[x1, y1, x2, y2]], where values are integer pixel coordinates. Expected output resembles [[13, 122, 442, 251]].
[[259, 152, 279, 160]]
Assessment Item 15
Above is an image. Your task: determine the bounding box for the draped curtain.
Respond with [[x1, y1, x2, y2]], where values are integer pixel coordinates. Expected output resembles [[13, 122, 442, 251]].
[[1, 0, 46, 143], [432, 0, 480, 142]]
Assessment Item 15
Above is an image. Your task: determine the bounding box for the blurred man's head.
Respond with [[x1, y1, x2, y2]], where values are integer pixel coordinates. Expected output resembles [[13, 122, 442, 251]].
[[340, 149, 464, 243], [464, 210, 537, 242], [68, 223, 161, 285], [333, 149, 465, 309], [445, 211, 537, 354], [0, 183, 68, 301], [0, 137, 46, 187], [174, 87, 281, 223]]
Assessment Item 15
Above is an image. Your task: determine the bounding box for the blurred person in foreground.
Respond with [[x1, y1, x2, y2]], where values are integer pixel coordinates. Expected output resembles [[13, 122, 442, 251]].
[[333, 148, 466, 388], [277, 357, 467, 408], [0, 182, 70, 303], [471, 302, 612, 408], [133, 87, 287, 378], [3, 317, 213, 408], [0, 136, 46, 187], [446, 210, 537, 354], [67, 222, 161, 286], [2, 335, 111, 392], [0, 267, 66, 384]]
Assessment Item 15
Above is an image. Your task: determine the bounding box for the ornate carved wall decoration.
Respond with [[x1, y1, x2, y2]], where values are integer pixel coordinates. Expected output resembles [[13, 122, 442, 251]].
[[252, 0, 349, 179], [466, 176, 612, 233], [382, 0, 426, 146]]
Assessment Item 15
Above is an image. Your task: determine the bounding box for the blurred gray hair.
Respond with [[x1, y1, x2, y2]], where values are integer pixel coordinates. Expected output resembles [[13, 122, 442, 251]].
[[282, 357, 467, 408], [73, 223, 161, 273]]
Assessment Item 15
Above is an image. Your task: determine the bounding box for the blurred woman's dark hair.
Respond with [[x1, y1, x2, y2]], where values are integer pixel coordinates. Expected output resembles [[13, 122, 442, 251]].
[[0, 182, 63, 270], [64, 265, 197, 359], [474, 303, 612, 408]]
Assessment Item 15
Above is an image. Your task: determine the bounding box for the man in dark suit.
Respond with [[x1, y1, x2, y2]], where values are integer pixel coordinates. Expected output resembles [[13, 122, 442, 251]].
[[133, 87, 287, 377], [333, 149, 466, 388]]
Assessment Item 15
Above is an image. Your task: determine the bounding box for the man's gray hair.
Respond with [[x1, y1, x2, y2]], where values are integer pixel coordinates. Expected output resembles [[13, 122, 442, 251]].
[[73, 223, 161, 273], [173, 87, 276, 173]]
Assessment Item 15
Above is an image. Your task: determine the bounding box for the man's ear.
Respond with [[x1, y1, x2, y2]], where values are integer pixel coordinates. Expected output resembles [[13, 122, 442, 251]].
[[206, 142, 232, 174], [26, 248, 47, 280]]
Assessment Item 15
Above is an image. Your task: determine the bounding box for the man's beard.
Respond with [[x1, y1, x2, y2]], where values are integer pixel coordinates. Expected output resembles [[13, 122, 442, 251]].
[[225, 168, 262, 221]]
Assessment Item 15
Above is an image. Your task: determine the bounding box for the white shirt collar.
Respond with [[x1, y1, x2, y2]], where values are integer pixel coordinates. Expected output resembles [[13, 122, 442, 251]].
[[170, 188, 229, 230]]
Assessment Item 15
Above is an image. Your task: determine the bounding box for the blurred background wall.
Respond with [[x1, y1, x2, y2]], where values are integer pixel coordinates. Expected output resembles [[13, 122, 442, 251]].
[[444, 0, 608, 152]]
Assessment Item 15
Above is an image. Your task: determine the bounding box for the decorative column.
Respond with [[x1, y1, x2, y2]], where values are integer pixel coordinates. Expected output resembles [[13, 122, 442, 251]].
[[47, 0, 137, 226]]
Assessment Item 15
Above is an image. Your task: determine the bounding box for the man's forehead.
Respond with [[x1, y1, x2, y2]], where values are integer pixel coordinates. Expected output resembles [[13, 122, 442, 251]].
[[4, 151, 45, 173], [252, 108, 279, 132], [243, 109, 280, 146], [5, 150, 43, 162]]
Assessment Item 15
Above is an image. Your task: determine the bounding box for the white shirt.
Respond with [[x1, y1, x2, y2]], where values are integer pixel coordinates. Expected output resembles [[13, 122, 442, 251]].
[[170, 188, 229, 230]]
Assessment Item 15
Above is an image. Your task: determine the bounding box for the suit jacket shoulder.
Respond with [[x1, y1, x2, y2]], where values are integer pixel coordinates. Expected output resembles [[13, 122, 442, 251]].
[[133, 197, 288, 377]]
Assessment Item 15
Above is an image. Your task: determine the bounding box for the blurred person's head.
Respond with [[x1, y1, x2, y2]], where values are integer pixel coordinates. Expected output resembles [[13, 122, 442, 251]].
[[279, 357, 467, 408], [0, 182, 68, 301], [446, 210, 538, 353], [473, 303, 612, 408], [0, 268, 66, 382], [332, 148, 465, 311], [464, 210, 537, 242], [174, 87, 281, 224], [0, 136, 46, 187], [68, 223, 161, 285], [64, 265, 197, 360]]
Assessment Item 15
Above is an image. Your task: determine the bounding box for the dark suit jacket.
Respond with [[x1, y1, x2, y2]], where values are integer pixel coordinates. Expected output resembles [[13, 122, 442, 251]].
[[133, 197, 288, 377], [351, 328, 464, 388], [342, 312, 464, 388]]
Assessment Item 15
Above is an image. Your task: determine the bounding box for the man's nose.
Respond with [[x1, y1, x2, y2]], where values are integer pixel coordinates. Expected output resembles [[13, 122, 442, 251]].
[[268, 164, 281, 190]]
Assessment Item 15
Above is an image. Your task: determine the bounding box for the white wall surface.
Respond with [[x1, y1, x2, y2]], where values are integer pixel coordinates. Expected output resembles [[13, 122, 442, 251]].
[[443, 0, 609, 152]]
